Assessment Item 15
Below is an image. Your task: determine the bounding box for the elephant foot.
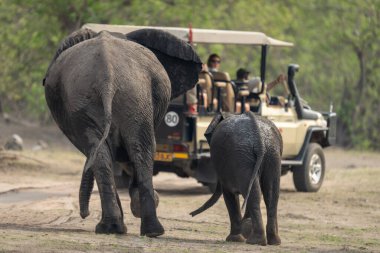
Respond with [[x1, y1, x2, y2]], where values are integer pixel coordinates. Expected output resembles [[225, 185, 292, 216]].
[[80, 209, 90, 219], [267, 234, 281, 245], [140, 216, 164, 237], [226, 234, 245, 242], [95, 218, 126, 234], [241, 218, 252, 239], [246, 233, 267, 246], [130, 188, 159, 218]]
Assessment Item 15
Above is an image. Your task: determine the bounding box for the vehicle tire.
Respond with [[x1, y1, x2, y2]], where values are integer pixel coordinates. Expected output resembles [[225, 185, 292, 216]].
[[293, 143, 325, 192], [114, 171, 131, 189]]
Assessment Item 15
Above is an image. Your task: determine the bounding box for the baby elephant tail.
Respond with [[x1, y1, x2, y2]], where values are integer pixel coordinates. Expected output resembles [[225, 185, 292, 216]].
[[241, 111, 265, 211], [190, 182, 222, 217]]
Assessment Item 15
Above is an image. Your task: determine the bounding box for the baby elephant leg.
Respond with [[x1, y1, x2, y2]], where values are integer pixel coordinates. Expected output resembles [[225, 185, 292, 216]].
[[241, 208, 252, 239], [245, 179, 267, 245], [222, 188, 245, 242], [261, 164, 281, 245]]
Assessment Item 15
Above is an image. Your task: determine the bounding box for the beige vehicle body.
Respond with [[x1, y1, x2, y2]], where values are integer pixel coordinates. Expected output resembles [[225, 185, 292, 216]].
[[195, 94, 329, 159], [260, 93, 329, 160], [83, 24, 337, 192]]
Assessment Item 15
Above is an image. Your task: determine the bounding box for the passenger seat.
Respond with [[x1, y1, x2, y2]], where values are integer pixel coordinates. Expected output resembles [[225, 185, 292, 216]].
[[212, 71, 235, 112], [198, 71, 213, 108]]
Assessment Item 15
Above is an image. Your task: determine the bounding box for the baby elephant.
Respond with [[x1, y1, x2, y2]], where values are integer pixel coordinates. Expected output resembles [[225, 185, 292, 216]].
[[190, 111, 282, 246]]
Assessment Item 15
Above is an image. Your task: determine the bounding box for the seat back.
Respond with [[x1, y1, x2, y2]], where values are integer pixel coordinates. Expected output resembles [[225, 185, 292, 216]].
[[198, 72, 213, 106], [212, 71, 235, 112]]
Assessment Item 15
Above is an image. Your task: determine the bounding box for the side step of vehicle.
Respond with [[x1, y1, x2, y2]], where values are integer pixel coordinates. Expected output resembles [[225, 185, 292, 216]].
[[281, 160, 303, 166]]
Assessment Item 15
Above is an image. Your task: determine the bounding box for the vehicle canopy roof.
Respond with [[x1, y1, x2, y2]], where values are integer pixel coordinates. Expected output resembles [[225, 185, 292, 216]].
[[82, 23, 293, 47]]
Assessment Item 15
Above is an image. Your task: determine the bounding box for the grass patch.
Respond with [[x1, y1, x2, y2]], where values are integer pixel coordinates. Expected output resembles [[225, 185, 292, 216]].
[[319, 234, 345, 244]]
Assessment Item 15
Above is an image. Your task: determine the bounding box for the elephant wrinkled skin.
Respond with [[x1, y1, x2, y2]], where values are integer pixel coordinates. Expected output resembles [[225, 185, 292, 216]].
[[44, 28, 201, 237], [191, 111, 283, 246]]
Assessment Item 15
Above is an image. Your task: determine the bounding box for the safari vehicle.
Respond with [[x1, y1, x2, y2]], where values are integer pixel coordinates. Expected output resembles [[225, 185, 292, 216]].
[[83, 24, 337, 192]]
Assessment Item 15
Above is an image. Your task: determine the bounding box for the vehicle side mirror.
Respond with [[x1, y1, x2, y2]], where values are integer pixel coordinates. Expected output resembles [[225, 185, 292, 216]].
[[287, 64, 303, 119], [287, 64, 299, 96]]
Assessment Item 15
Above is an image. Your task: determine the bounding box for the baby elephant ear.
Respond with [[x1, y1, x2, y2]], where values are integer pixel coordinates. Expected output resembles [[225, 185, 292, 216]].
[[126, 29, 202, 99], [204, 113, 225, 144]]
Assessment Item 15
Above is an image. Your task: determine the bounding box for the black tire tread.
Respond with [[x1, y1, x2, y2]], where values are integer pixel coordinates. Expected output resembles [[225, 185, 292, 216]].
[[293, 143, 325, 192]]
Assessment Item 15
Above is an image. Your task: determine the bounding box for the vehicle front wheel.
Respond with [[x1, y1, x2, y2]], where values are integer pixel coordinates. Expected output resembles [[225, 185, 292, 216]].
[[293, 143, 325, 192]]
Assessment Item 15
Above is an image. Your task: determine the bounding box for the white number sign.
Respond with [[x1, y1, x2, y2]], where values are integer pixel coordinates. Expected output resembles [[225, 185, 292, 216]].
[[164, 111, 179, 127]]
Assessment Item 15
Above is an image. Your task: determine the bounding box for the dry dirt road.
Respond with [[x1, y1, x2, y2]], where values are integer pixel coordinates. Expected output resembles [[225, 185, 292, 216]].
[[0, 121, 380, 252]]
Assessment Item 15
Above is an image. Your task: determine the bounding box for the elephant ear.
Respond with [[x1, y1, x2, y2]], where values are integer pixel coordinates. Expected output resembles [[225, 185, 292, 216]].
[[204, 113, 225, 144], [126, 29, 202, 99]]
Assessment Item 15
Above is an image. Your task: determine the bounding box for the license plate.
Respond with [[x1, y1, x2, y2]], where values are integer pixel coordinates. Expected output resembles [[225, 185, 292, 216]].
[[154, 152, 173, 162]]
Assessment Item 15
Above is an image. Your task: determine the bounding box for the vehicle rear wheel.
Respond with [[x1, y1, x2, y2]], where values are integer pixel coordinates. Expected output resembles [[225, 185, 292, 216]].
[[293, 143, 325, 192]]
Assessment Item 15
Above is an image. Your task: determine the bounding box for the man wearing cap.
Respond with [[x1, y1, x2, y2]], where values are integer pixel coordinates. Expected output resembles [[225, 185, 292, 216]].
[[235, 68, 286, 111], [236, 68, 286, 93]]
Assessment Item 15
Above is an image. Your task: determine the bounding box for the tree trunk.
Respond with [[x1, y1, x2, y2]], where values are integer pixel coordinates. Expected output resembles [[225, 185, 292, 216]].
[[336, 79, 353, 147], [352, 48, 366, 138], [0, 98, 3, 115], [355, 49, 366, 108]]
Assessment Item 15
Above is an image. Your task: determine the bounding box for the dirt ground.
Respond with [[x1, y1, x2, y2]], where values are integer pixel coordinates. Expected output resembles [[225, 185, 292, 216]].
[[0, 119, 380, 252]]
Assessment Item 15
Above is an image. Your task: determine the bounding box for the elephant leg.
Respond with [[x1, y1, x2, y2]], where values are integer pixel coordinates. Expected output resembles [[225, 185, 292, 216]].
[[130, 184, 159, 219], [129, 166, 159, 219], [117, 108, 164, 237], [241, 203, 252, 239], [242, 207, 250, 219], [245, 178, 267, 245], [116, 191, 124, 220], [129, 172, 140, 218], [92, 144, 126, 234], [261, 160, 281, 245], [129, 141, 164, 237], [223, 188, 245, 242]]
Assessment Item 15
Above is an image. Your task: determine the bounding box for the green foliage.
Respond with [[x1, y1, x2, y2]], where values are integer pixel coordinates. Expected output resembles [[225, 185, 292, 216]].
[[0, 0, 379, 149]]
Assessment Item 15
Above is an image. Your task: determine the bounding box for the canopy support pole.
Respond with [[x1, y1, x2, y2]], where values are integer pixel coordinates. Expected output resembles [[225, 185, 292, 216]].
[[260, 45, 268, 93]]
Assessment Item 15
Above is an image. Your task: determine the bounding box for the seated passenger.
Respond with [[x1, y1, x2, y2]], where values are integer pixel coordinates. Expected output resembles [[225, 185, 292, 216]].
[[235, 68, 286, 110], [236, 68, 261, 92], [235, 68, 257, 112], [206, 54, 235, 112], [207, 53, 221, 72], [236, 68, 285, 93]]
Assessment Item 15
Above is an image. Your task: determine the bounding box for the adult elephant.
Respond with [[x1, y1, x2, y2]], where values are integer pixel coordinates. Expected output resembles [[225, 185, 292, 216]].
[[43, 28, 202, 237]]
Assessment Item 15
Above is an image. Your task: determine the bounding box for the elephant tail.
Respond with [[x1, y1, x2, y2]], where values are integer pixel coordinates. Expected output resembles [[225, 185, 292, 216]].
[[79, 167, 94, 218], [241, 112, 265, 211], [241, 150, 264, 211], [190, 182, 222, 217], [84, 91, 114, 173]]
